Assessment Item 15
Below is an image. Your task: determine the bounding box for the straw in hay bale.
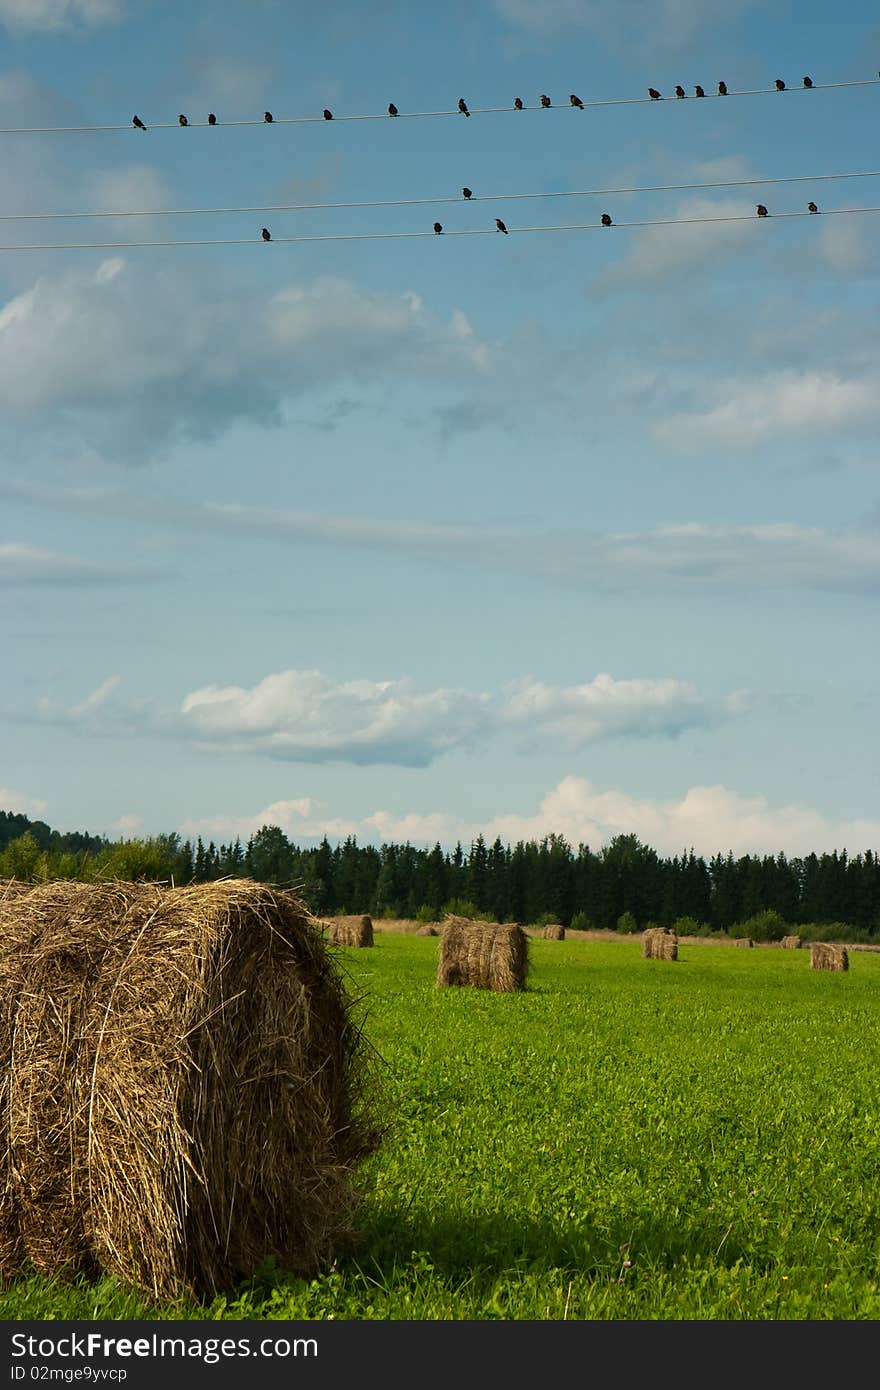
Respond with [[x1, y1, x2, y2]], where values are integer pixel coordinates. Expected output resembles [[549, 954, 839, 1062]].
[[735, 937, 755, 948], [810, 941, 849, 973], [642, 927, 678, 961], [415, 924, 438, 937], [0, 879, 33, 904], [329, 914, 374, 947], [437, 916, 528, 992], [541, 923, 565, 940], [781, 935, 802, 949], [0, 878, 376, 1301]]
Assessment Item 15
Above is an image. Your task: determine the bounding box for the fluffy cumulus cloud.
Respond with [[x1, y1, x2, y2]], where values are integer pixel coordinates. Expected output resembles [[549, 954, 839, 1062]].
[[0, 263, 490, 460], [179, 776, 880, 858], [0, 786, 47, 817], [0, 0, 121, 30]]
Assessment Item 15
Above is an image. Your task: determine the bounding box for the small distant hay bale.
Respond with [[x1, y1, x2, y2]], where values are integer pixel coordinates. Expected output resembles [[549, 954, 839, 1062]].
[[437, 916, 528, 992], [781, 935, 802, 949], [415, 924, 438, 937], [329, 915, 374, 947], [735, 937, 755, 948], [810, 941, 849, 973], [642, 927, 678, 961], [541, 923, 565, 940], [0, 878, 376, 1301]]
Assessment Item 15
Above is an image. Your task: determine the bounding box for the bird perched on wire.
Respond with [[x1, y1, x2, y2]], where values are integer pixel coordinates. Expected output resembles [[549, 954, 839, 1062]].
[[323, 108, 333, 120], [648, 87, 662, 100], [756, 204, 769, 217], [570, 93, 584, 108], [178, 114, 188, 126], [514, 96, 523, 109], [261, 227, 271, 241], [675, 84, 686, 97], [540, 94, 551, 107], [458, 98, 470, 116], [388, 103, 399, 116], [718, 80, 728, 94], [264, 110, 273, 123], [462, 187, 472, 199], [803, 76, 813, 88], [775, 78, 786, 91], [132, 114, 146, 130], [495, 217, 508, 233], [433, 221, 442, 234], [207, 112, 217, 125], [807, 201, 819, 213], [694, 85, 705, 97], [601, 213, 612, 226]]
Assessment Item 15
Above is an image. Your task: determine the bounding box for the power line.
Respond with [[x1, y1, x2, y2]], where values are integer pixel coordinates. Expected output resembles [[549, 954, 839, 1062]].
[[1, 167, 878, 223], [0, 204, 876, 251], [0, 77, 876, 135]]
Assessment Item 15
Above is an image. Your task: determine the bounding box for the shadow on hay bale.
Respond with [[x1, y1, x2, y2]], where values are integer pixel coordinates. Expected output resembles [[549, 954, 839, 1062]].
[[437, 916, 528, 992], [810, 941, 849, 972], [541, 923, 565, 940], [329, 915, 374, 947], [781, 935, 802, 949], [0, 878, 377, 1301], [642, 927, 678, 961]]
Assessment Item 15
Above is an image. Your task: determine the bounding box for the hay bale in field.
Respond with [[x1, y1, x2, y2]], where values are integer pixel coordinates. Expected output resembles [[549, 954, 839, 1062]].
[[329, 914, 374, 947], [0, 878, 376, 1301], [735, 937, 755, 948], [541, 923, 565, 940], [415, 924, 438, 936], [642, 926, 678, 961], [437, 915, 528, 992], [810, 941, 849, 973], [781, 935, 802, 949]]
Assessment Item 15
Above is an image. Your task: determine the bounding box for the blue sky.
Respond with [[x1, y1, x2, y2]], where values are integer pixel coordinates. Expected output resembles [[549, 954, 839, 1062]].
[[1, 0, 878, 857]]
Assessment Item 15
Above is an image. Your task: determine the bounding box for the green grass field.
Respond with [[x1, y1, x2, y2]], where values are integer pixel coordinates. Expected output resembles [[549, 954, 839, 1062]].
[[4, 934, 880, 1321]]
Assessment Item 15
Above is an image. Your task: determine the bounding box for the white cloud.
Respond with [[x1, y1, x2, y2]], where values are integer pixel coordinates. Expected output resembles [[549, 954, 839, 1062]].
[[0, 786, 47, 817], [655, 370, 880, 449], [110, 813, 141, 833], [602, 196, 757, 285], [492, 0, 761, 47], [0, 0, 121, 30], [0, 542, 135, 586]]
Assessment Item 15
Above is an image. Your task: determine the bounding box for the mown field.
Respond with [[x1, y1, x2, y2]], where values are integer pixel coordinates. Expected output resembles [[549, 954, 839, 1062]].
[[4, 934, 880, 1321]]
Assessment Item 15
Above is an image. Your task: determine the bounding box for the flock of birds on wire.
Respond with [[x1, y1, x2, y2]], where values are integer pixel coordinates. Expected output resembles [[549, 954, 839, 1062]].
[[129, 75, 832, 243]]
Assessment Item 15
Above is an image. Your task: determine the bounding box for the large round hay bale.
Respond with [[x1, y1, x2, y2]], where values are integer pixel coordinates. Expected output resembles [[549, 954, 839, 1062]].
[[541, 923, 565, 940], [437, 916, 528, 992], [781, 935, 802, 949], [642, 927, 678, 961], [810, 941, 849, 973], [0, 879, 376, 1300], [735, 936, 755, 948], [415, 924, 438, 937], [329, 915, 374, 947]]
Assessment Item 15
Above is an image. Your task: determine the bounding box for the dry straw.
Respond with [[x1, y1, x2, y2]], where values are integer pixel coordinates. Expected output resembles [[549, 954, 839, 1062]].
[[437, 916, 528, 992], [541, 923, 565, 940], [810, 941, 849, 972], [642, 927, 678, 961], [0, 878, 376, 1301], [329, 915, 374, 947], [735, 937, 755, 948], [415, 924, 438, 937], [781, 935, 802, 949]]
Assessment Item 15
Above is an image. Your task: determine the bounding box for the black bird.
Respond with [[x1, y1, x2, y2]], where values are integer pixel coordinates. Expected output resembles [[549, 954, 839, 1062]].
[[207, 113, 217, 125], [803, 76, 813, 88], [388, 102, 399, 116], [570, 93, 584, 108], [648, 87, 662, 100], [264, 110, 273, 123], [808, 200, 819, 213], [495, 217, 508, 233], [756, 204, 768, 217], [540, 94, 551, 107], [458, 98, 470, 116], [514, 96, 523, 109], [675, 84, 686, 98], [178, 114, 188, 126], [601, 213, 612, 226], [132, 114, 146, 130], [718, 80, 728, 95], [433, 221, 442, 234], [694, 85, 705, 97], [775, 78, 786, 91], [261, 227, 271, 240], [462, 187, 472, 199], [323, 108, 333, 120]]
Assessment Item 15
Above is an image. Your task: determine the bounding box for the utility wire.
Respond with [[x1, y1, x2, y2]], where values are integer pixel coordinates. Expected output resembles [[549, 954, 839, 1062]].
[[0, 204, 877, 251], [0, 78, 876, 134], [1, 167, 879, 222]]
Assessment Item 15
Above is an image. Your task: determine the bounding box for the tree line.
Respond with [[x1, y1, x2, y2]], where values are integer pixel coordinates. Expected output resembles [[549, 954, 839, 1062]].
[[2, 809, 878, 939]]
